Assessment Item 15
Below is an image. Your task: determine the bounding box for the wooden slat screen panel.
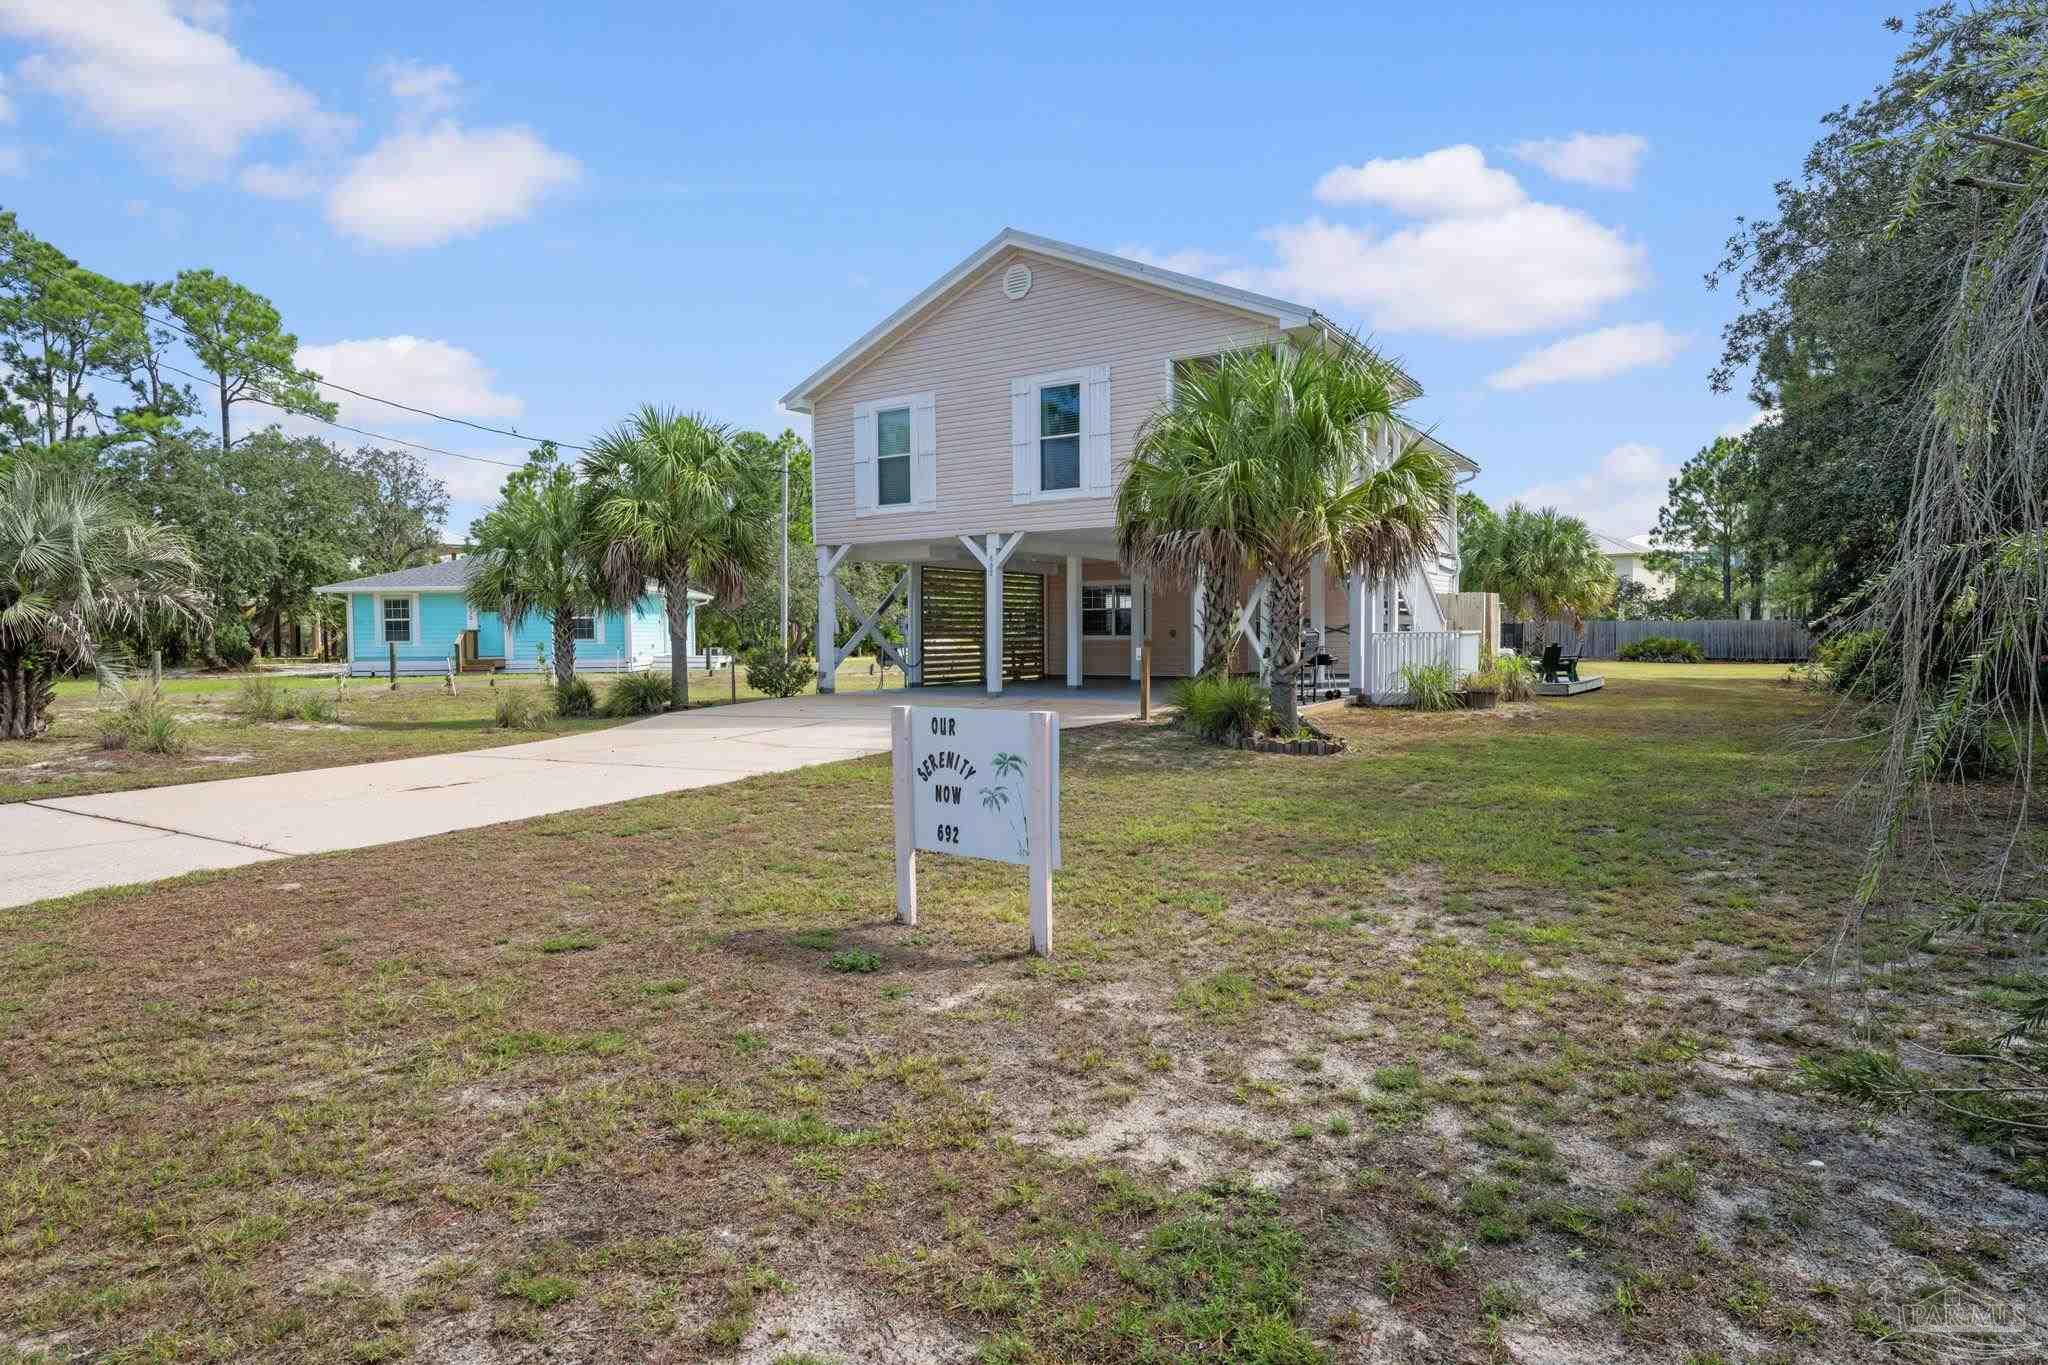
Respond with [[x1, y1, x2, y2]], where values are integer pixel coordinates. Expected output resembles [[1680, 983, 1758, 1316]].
[[1002, 572, 1045, 682], [916, 568, 1048, 686], [919, 567, 985, 686]]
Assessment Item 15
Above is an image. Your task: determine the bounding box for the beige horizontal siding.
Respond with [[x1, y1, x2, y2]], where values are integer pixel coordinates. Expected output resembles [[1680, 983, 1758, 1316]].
[[811, 250, 1281, 548]]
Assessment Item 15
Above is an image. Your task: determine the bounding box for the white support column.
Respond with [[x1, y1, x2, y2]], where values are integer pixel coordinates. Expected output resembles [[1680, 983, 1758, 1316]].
[[906, 564, 923, 687], [1064, 553, 1082, 688], [1129, 568, 1147, 681], [892, 705, 916, 925], [974, 532, 1025, 695], [1027, 709, 1056, 957], [1348, 570, 1369, 699], [816, 544, 849, 692], [1190, 564, 1207, 677]]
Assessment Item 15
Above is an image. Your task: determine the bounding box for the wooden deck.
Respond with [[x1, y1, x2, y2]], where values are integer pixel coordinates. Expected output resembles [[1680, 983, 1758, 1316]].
[[1534, 675, 1605, 697]]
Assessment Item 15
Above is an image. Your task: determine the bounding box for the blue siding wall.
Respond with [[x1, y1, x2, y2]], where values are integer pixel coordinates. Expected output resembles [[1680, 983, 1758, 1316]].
[[503, 607, 629, 673], [348, 592, 468, 673]]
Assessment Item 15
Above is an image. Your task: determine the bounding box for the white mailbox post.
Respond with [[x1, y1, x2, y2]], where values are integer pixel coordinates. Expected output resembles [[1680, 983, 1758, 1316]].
[[892, 705, 1061, 955]]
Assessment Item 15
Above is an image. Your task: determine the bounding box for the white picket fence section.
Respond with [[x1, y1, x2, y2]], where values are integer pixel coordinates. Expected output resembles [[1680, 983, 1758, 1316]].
[[1363, 630, 1481, 703]]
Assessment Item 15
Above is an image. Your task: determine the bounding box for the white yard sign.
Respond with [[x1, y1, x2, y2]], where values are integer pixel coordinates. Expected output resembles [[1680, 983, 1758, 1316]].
[[892, 705, 1061, 954]]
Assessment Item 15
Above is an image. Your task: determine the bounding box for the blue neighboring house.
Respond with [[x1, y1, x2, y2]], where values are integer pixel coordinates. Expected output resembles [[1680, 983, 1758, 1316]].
[[316, 558, 710, 677]]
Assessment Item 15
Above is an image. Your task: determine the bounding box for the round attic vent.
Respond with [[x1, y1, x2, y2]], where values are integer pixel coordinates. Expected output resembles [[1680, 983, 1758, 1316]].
[[1002, 262, 1033, 300]]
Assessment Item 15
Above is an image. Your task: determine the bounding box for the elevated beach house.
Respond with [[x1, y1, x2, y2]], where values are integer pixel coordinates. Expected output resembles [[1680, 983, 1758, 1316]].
[[779, 228, 1482, 699], [316, 558, 709, 677]]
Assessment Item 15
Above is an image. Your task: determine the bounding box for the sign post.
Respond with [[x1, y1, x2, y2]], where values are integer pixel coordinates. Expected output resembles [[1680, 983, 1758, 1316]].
[[893, 704, 1061, 955]]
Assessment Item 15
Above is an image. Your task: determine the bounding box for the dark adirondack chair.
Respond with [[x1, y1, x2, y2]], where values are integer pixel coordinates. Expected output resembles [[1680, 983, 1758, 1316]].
[[1535, 642, 1583, 684]]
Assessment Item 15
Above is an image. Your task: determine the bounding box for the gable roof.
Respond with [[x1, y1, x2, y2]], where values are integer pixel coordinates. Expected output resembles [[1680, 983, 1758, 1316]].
[[315, 560, 709, 602], [781, 228, 1376, 413]]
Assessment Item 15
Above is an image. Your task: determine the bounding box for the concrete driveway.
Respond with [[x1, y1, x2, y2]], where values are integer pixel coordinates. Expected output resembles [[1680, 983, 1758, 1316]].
[[0, 684, 1143, 909]]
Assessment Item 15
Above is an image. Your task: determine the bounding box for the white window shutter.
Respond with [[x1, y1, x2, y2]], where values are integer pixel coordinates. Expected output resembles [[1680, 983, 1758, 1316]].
[[1010, 378, 1036, 499], [852, 403, 877, 515], [911, 392, 938, 508], [1083, 364, 1112, 494]]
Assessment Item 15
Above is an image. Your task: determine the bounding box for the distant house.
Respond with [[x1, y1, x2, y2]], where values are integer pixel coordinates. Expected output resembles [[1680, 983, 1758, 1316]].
[[1594, 531, 1677, 597], [315, 559, 710, 676]]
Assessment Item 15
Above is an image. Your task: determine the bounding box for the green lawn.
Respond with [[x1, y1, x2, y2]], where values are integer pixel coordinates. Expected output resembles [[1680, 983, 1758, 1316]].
[[3, 658, 900, 804], [2, 665, 2041, 1362]]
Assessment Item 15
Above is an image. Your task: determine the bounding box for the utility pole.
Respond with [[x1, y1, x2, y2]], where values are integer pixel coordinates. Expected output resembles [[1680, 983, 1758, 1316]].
[[778, 436, 790, 656]]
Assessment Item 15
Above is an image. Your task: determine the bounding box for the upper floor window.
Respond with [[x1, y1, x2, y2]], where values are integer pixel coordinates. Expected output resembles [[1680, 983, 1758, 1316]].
[[854, 392, 934, 515], [381, 596, 411, 643], [876, 404, 912, 506], [571, 613, 597, 641], [1038, 383, 1081, 492], [1011, 366, 1107, 502]]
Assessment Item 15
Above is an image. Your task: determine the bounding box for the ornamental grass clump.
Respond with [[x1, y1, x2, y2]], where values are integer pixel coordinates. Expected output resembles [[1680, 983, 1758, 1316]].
[[1173, 675, 1273, 742]]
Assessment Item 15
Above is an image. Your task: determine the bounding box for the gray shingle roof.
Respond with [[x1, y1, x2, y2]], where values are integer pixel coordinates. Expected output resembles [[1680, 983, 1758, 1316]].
[[315, 560, 476, 593]]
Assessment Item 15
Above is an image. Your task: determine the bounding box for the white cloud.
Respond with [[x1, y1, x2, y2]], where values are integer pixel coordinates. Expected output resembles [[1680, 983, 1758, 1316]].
[[1258, 205, 1648, 338], [1718, 407, 1780, 439], [429, 449, 524, 507], [1511, 132, 1649, 190], [0, 0, 351, 177], [237, 160, 322, 200], [326, 121, 580, 248], [1517, 442, 1678, 540], [1313, 144, 1525, 218], [1134, 145, 1650, 339], [1486, 322, 1687, 390], [294, 335, 524, 430], [377, 58, 460, 116]]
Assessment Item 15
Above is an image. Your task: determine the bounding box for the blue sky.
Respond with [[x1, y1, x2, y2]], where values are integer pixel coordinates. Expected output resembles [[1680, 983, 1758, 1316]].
[[0, 1, 1902, 538]]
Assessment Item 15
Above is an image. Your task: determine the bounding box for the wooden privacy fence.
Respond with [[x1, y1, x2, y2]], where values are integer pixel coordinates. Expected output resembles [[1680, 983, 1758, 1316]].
[[1506, 618, 1812, 662]]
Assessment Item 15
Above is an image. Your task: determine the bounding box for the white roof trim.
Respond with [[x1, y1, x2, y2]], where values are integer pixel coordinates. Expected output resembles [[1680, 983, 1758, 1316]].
[[780, 228, 1321, 412]]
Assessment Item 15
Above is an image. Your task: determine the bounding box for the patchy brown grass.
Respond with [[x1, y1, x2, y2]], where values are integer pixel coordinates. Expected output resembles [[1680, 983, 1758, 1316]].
[[2, 664, 2044, 1363]]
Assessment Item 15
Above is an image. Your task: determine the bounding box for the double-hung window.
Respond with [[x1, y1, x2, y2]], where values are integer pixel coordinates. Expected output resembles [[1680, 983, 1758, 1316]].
[[855, 392, 933, 515], [571, 613, 597, 642], [1012, 366, 1107, 502], [875, 404, 912, 507], [1080, 583, 1133, 639], [1037, 382, 1081, 492], [381, 596, 412, 644]]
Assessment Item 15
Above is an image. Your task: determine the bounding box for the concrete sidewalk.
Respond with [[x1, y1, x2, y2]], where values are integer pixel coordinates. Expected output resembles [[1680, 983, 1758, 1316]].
[[1, 685, 1142, 909]]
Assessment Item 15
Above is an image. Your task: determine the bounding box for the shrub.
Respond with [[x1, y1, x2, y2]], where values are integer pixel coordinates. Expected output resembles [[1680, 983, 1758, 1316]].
[[828, 948, 883, 973], [494, 689, 553, 730], [293, 693, 339, 723], [1493, 652, 1536, 701], [554, 675, 597, 718], [603, 670, 671, 717], [1617, 635, 1706, 663], [1814, 627, 1894, 697], [1464, 665, 1505, 694], [97, 680, 186, 753], [213, 618, 254, 668], [742, 646, 816, 700], [95, 707, 131, 750], [229, 676, 286, 722], [1398, 661, 1458, 711], [1173, 674, 1272, 740]]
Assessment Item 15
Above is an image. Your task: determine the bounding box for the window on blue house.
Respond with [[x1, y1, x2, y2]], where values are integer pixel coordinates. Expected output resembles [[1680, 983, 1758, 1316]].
[[571, 613, 597, 641], [381, 596, 411, 643]]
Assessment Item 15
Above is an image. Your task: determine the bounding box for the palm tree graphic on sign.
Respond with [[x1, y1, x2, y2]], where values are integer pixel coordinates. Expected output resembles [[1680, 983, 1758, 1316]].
[[979, 750, 1028, 857]]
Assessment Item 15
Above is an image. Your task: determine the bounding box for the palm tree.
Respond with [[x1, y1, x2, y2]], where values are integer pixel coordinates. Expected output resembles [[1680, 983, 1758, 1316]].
[[465, 456, 605, 690], [1118, 338, 1457, 733], [1461, 502, 1614, 649], [582, 407, 775, 708], [0, 463, 208, 738], [1120, 359, 1259, 677]]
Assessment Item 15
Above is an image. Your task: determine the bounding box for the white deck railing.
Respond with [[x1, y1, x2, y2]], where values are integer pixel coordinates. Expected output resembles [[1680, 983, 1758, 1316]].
[[1363, 630, 1481, 703]]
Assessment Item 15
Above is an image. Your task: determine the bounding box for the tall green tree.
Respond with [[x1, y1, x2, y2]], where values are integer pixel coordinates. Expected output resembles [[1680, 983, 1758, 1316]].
[[583, 407, 776, 708], [466, 446, 603, 687], [0, 214, 144, 454], [1460, 502, 1614, 648], [1650, 435, 1765, 615], [0, 463, 208, 737], [1118, 338, 1456, 731], [166, 269, 335, 450], [341, 445, 450, 572]]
